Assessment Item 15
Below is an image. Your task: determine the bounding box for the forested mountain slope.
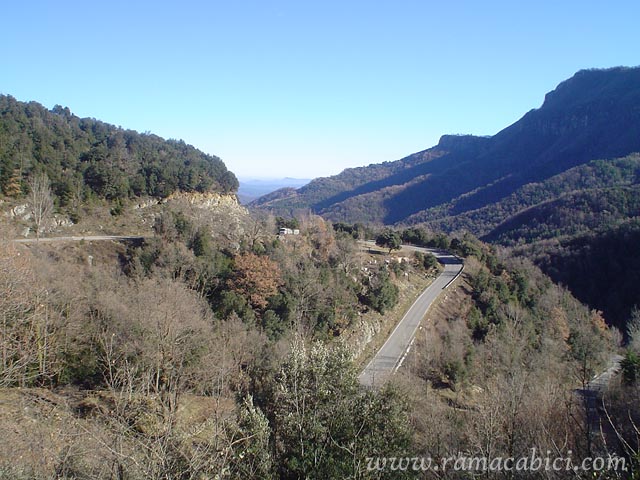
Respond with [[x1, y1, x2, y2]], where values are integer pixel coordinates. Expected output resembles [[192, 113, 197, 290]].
[[411, 154, 640, 240], [253, 67, 640, 227], [0, 95, 238, 204], [445, 154, 640, 330]]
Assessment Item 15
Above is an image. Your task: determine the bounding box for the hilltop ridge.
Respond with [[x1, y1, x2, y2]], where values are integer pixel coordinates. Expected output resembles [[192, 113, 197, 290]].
[[253, 67, 640, 226], [0, 95, 238, 205]]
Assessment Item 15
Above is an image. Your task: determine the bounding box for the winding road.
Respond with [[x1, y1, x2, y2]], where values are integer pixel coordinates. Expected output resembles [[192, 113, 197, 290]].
[[358, 244, 463, 387]]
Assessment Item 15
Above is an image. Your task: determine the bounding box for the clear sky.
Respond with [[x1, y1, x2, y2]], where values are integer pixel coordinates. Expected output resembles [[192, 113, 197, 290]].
[[1, 1, 638, 179]]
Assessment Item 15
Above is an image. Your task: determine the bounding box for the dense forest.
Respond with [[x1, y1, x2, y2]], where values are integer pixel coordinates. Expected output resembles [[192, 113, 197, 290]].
[[424, 154, 640, 332], [0, 95, 238, 205], [435, 154, 640, 242]]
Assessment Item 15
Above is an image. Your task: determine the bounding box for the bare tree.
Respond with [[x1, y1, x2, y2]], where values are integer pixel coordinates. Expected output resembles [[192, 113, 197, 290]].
[[0, 244, 66, 387], [244, 211, 275, 252], [27, 172, 54, 240]]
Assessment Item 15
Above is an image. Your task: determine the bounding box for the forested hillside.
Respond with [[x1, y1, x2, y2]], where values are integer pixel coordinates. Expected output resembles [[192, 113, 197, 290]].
[[426, 154, 640, 330], [519, 219, 640, 331], [402, 233, 626, 478], [0, 72, 637, 479], [414, 153, 640, 240], [0, 95, 238, 204], [0, 207, 437, 478], [252, 67, 640, 333]]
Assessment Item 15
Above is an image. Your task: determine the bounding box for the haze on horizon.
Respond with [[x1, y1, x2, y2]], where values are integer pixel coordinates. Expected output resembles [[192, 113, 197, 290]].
[[1, 0, 638, 179]]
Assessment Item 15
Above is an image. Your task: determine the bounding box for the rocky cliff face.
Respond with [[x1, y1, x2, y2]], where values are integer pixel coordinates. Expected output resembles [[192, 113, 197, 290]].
[[435, 134, 490, 152], [166, 191, 245, 211], [165, 192, 248, 248], [1, 200, 73, 237]]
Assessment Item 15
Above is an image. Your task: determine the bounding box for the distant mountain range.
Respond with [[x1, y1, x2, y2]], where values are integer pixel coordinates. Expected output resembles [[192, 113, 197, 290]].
[[238, 177, 310, 204]]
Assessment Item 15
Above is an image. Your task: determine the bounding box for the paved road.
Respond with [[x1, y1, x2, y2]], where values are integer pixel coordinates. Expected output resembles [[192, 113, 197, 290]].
[[586, 354, 624, 392], [11, 235, 146, 244], [358, 244, 463, 387], [576, 355, 624, 440]]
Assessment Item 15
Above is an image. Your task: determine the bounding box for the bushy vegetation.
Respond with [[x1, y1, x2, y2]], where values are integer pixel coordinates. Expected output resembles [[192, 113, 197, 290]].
[[399, 235, 624, 479], [243, 341, 413, 479], [131, 211, 406, 340], [601, 312, 640, 476]]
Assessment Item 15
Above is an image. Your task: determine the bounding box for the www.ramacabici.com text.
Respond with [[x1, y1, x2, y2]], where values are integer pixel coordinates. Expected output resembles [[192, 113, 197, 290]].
[[366, 449, 627, 473]]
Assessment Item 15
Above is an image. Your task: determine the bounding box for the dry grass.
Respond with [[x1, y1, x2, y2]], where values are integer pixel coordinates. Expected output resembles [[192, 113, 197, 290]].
[[20, 237, 131, 268], [0, 387, 90, 477]]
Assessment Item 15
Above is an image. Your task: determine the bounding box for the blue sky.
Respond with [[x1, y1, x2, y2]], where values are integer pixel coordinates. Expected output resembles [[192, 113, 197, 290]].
[[2, 1, 638, 178]]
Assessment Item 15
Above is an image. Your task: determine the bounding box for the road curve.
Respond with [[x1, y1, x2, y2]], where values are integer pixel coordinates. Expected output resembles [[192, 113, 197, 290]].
[[10, 235, 146, 244], [358, 244, 463, 387]]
